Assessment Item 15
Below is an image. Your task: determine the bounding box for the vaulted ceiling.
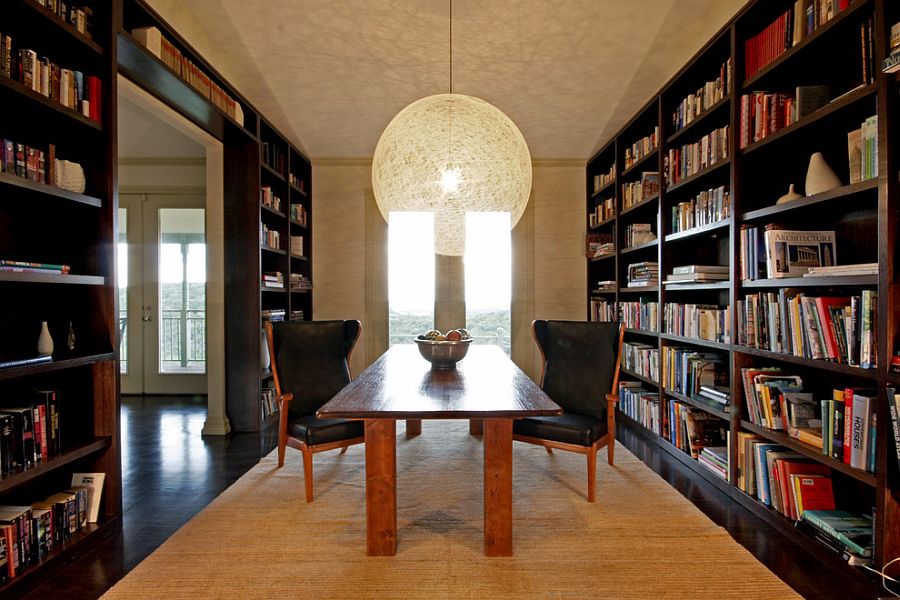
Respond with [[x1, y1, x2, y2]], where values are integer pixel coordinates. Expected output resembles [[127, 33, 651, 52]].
[[144, 0, 746, 160]]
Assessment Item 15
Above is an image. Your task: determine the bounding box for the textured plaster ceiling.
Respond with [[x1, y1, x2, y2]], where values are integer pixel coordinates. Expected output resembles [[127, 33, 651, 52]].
[[145, 0, 746, 160]]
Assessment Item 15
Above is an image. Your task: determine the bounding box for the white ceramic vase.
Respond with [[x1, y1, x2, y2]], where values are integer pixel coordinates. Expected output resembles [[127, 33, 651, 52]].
[[804, 152, 841, 196], [37, 321, 54, 356], [776, 183, 803, 205]]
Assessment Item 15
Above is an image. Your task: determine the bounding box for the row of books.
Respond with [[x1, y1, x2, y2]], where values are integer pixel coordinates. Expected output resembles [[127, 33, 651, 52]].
[[743, 0, 850, 80], [735, 289, 877, 368], [669, 185, 730, 234], [1, 34, 101, 123], [260, 309, 286, 322], [740, 226, 836, 280], [261, 186, 282, 213], [1, 260, 69, 277], [662, 301, 731, 344], [618, 384, 662, 434], [662, 346, 727, 400], [664, 125, 728, 187], [623, 224, 656, 249], [32, 1, 94, 39], [622, 342, 659, 383], [131, 27, 244, 126], [588, 197, 615, 228], [846, 114, 878, 184], [589, 297, 616, 322], [288, 172, 306, 193], [670, 59, 732, 133], [591, 163, 615, 194], [290, 235, 304, 257], [262, 271, 284, 288], [585, 232, 613, 258], [290, 203, 308, 227], [0, 472, 104, 581], [261, 140, 286, 177], [261, 387, 278, 420], [0, 391, 61, 473], [260, 223, 280, 250], [626, 260, 658, 287], [621, 172, 659, 209], [821, 388, 877, 471], [888, 387, 900, 472], [623, 127, 659, 170], [737, 86, 831, 149], [290, 310, 305, 321], [620, 300, 658, 332]]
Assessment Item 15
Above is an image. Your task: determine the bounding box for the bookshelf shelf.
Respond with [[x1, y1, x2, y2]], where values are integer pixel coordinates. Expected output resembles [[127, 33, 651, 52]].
[[590, 178, 616, 197], [624, 328, 658, 338], [289, 219, 308, 229], [741, 180, 878, 222], [260, 203, 285, 218], [619, 194, 659, 216], [662, 281, 729, 291], [0, 438, 112, 493], [0, 172, 103, 207], [261, 161, 285, 181], [733, 345, 880, 379], [740, 84, 877, 156], [591, 288, 616, 296], [620, 286, 658, 294], [590, 215, 617, 229], [665, 219, 729, 242], [620, 240, 658, 255], [621, 150, 659, 179], [0, 76, 103, 131], [20, 0, 105, 55], [0, 352, 116, 382], [620, 368, 659, 387], [740, 276, 878, 288], [261, 246, 287, 256], [739, 420, 877, 486], [589, 253, 615, 263], [290, 184, 307, 196], [290, 253, 307, 261], [665, 389, 730, 420], [666, 95, 731, 146], [0, 271, 106, 286], [260, 286, 287, 294], [665, 159, 730, 194], [741, 0, 872, 89], [659, 333, 730, 351]]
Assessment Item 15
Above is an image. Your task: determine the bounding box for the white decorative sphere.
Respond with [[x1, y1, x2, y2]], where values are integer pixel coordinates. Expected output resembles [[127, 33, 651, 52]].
[[372, 93, 532, 256]]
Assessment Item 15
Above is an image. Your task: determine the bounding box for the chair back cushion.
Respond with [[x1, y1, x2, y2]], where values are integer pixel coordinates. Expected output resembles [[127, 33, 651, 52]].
[[270, 320, 359, 417], [534, 320, 620, 420]]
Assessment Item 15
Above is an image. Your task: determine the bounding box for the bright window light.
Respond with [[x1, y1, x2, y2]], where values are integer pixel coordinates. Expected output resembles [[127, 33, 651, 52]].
[[389, 212, 435, 344], [465, 212, 511, 354]]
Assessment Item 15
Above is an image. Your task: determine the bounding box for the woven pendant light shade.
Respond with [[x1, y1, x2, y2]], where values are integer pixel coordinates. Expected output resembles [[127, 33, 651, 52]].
[[372, 93, 532, 256]]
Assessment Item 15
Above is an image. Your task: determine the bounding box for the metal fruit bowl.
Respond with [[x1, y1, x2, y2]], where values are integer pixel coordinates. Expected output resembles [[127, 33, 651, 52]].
[[414, 338, 473, 369]]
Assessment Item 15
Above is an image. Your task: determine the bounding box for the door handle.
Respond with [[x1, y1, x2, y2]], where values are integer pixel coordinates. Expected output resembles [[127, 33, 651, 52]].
[[142, 315, 153, 322]]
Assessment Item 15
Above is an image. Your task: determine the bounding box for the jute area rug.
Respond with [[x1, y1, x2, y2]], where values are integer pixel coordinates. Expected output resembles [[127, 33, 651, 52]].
[[103, 421, 799, 599]]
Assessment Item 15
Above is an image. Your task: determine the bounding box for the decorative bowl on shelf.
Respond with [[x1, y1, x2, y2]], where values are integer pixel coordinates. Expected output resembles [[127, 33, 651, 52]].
[[414, 338, 473, 369]]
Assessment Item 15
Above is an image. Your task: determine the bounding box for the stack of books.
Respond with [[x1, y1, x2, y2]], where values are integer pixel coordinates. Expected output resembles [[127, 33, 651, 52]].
[[260, 309, 285, 322], [803, 263, 878, 277], [290, 273, 311, 291], [664, 265, 728, 285], [261, 271, 284, 288], [698, 446, 728, 480], [0, 260, 69, 275], [698, 385, 730, 407], [797, 510, 873, 564], [626, 262, 658, 287]]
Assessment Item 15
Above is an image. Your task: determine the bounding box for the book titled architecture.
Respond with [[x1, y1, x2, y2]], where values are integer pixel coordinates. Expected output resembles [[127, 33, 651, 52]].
[[763, 229, 835, 278]]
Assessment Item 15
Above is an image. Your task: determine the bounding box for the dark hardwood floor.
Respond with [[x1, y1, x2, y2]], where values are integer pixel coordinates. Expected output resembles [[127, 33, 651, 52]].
[[14, 397, 890, 599]]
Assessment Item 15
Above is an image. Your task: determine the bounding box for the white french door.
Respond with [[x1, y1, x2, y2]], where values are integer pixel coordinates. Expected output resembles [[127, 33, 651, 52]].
[[119, 193, 207, 395]]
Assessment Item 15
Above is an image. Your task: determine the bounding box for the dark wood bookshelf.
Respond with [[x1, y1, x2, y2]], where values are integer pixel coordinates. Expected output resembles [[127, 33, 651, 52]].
[[619, 194, 659, 216], [589, 252, 615, 263], [741, 179, 879, 222], [290, 219, 308, 229], [0, 437, 112, 493], [620, 240, 658, 255], [0, 271, 106, 285], [0, 353, 116, 382], [590, 288, 616, 295], [0, 172, 103, 207], [590, 177, 616, 197], [0, 76, 103, 131], [619, 367, 659, 387], [665, 158, 730, 194], [624, 328, 658, 338], [261, 246, 287, 256], [740, 84, 877, 155], [261, 161, 285, 180], [290, 254, 308, 261], [587, 0, 897, 574], [260, 286, 287, 294], [290, 184, 307, 196], [665, 219, 729, 242], [589, 215, 616, 229], [666, 95, 731, 145], [20, 0, 105, 55], [260, 203, 285, 218]]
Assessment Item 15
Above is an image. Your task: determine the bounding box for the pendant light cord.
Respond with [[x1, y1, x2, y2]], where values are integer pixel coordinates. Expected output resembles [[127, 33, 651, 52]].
[[449, 0, 453, 94]]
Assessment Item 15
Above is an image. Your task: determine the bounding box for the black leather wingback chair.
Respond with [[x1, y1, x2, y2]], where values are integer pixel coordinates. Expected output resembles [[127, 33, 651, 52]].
[[513, 320, 624, 502], [264, 320, 364, 502]]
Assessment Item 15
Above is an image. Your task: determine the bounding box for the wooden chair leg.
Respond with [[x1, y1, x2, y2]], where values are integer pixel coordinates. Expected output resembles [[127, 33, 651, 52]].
[[545, 446, 553, 454], [608, 418, 616, 466], [587, 446, 598, 503], [302, 448, 314, 503], [607, 439, 615, 465], [277, 402, 289, 468]]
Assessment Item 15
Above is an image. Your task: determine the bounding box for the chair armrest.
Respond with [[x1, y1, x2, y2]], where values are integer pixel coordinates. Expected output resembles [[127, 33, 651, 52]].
[[277, 392, 294, 412], [605, 393, 619, 404]]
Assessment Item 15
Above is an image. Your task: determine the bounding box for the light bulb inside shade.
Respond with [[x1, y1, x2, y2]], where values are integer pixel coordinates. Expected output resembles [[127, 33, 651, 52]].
[[440, 168, 460, 194]]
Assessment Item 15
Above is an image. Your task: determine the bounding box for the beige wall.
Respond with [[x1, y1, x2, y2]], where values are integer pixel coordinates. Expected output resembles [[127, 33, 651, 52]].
[[313, 160, 586, 382]]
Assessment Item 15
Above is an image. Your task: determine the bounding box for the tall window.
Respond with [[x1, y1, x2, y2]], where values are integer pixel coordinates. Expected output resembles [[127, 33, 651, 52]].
[[465, 212, 511, 354], [388, 212, 435, 345]]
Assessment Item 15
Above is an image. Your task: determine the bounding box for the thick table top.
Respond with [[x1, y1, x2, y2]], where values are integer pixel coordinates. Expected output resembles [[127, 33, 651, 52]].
[[317, 344, 561, 420]]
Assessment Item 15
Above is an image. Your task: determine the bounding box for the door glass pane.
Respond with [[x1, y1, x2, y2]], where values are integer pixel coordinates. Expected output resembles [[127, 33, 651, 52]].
[[118, 208, 128, 374], [158, 208, 206, 374], [389, 212, 434, 345], [465, 212, 511, 355]]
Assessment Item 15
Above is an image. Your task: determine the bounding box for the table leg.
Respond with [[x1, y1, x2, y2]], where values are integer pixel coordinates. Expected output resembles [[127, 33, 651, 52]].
[[469, 419, 483, 436], [365, 419, 397, 556], [483, 418, 513, 556], [405, 419, 422, 437]]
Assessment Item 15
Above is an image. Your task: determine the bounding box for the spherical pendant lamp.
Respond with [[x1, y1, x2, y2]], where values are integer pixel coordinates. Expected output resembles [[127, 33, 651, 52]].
[[371, 93, 532, 256]]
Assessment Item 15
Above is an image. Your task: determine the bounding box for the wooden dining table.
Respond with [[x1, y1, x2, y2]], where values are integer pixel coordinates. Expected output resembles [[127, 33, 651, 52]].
[[317, 344, 561, 557]]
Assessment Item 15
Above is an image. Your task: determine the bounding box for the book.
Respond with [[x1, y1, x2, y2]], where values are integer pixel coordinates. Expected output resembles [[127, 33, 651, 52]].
[[801, 510, 872, 557], [70, 473, 105, 523], [889, 388, 900, 471], [850, 392, 875, 470], [794, 85, 829, 119], [779, 460, 831, 519], [763, 229, 836, 278], [790, 473, 834, 518], [672, 265, 729, 275]]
